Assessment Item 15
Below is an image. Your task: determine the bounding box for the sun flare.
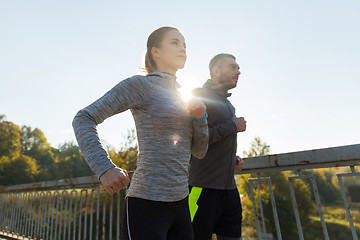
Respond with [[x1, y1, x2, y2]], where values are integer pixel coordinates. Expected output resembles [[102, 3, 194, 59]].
[[177, 75, 200, 103], [178, 87, 193, 103]]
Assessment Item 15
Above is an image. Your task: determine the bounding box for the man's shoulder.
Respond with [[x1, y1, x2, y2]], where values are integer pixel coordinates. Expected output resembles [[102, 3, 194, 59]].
[[192, 87, 204, 97], [192, 85, 214, 98]]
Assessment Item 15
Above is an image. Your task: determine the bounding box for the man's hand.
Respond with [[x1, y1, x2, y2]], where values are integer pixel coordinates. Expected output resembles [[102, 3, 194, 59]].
[[235, 156, 245, 173], [99, 167, 130, 194], [232, 116, 247, 132], [187, 98, 207, 119]]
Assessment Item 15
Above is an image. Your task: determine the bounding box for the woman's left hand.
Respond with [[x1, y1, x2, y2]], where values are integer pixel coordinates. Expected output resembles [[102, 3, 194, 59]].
[[187, 98, 206, 119]]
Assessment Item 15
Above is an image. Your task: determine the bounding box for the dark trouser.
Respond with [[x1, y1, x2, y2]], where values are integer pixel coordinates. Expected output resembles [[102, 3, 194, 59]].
[[121, 196, 193, 240], [189, 187, 242, 240]]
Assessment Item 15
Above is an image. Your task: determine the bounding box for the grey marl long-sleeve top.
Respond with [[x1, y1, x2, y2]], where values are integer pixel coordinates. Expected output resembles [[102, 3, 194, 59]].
[[72, 72, 208, 202]]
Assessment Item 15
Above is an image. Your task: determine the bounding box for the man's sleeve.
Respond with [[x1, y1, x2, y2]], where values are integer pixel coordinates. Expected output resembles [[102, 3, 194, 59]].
[[208, 118, 238, 144], [193, 88, 238, 145]]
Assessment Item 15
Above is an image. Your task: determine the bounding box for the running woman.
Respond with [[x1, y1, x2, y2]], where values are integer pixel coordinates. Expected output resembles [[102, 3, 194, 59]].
[[72, 26, 208, 240]]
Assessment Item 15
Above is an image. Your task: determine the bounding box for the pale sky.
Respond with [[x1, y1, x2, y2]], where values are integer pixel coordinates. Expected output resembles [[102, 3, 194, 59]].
[[1, 0, 359, 155]]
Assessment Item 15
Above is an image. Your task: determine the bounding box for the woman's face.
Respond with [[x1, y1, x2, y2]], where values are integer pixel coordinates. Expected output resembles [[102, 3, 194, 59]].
[[152, 30, 187, 73]]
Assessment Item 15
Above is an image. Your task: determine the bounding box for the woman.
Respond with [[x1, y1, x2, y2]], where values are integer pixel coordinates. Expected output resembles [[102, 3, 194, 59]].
[[72, 26, 209, 240]]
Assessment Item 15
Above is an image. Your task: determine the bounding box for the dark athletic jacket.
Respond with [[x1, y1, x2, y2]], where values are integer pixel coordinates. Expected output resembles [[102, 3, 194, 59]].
[[189, 80, 238, 190]]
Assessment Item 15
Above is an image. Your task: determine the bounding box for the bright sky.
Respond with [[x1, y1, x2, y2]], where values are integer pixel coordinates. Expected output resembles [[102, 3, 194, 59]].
[[1, 1, 359, 155]]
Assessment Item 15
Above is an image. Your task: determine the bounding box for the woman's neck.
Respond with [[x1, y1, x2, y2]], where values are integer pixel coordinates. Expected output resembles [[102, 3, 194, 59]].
[[155, 64, 177, 76]]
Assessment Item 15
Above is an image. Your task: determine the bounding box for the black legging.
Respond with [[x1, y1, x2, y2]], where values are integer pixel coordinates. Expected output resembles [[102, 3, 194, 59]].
[[121, 197, 194, 240]]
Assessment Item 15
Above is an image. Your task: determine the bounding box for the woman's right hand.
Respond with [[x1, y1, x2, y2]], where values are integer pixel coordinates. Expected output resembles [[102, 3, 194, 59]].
[[187, 98, 207, 119], [99, 167, 130, 194]]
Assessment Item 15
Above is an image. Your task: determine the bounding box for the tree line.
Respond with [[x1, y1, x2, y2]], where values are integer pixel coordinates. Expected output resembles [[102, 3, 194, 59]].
[[0, 114, 137, 187]]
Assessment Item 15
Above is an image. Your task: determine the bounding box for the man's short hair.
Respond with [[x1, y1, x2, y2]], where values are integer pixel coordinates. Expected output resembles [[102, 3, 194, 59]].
[[209, 53, 236, 77]]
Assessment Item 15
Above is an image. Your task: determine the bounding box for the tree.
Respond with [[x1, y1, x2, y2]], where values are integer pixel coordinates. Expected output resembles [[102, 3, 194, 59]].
[[0, 155, 38, 186], [0, 115, 39, 186], [55, 141, 92, 179], [0, 115, 138, 185], [107, 129, 138, 173], [21, 126, 56, 181], [0, 115, 23, 158], [242, 136, 270, 157]]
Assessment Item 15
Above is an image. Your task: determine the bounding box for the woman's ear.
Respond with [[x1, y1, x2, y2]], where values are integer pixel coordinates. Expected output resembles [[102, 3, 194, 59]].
[[151, 47, 160, 60]]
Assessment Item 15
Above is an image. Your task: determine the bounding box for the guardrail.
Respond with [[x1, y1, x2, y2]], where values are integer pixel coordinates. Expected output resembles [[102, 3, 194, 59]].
[[0, 175, 125, 240], [240, 144, 360, 240], [0, 144, 359, 240]]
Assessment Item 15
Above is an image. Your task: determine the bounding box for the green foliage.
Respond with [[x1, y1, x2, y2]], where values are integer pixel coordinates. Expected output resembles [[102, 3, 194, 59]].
[[0, 116, 40, 186], [0, 155, 39, 185], [0, 116, 23, 158], [242, 137, 270, 157], [302, 169, 342, 204], [21, 126, 55, 166], [54, 141, 93, 179], [107, 129, 138, 173], [0, 114, 138, 186], [21, 126, 57, 181]]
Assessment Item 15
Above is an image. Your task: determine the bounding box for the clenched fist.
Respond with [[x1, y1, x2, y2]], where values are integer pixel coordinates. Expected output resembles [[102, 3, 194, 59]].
[[232, 116, 247, 132], [235, 156, 245, 173], [187, 98, 207, 119], [99, 167, 130, 194]]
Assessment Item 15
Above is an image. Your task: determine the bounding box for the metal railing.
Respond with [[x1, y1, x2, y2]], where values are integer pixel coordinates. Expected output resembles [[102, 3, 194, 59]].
[[0, 176, 126, 240], [0, 143, 359, 240], [240, 143, 360, 240]]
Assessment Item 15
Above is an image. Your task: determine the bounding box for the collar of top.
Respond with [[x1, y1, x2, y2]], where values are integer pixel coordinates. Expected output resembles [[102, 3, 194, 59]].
[[203, 79, 232, 98], [147, 72, 181, 89]]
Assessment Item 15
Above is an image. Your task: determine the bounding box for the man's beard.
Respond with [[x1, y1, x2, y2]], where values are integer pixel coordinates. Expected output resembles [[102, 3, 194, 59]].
[[219, 73, 236, 90]]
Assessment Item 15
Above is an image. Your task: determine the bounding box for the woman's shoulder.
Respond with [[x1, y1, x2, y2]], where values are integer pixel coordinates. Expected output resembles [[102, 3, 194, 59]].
[[113, 74, 152, 89]]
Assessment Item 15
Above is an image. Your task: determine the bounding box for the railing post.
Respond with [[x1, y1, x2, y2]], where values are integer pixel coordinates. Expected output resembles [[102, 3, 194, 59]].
[[83, 189, 89, 240], [288, 174, 329, 240], [71, 190, 78, 240], [117, 191, 121, 240], [337, 166, 360, 240], [102, 189, 106, 240], [249, 174, 283, 240], [249, 180, 262, 239], [288, 178, 304, 240], [95, 189, 100, 240], [267, 178, 282, 240]]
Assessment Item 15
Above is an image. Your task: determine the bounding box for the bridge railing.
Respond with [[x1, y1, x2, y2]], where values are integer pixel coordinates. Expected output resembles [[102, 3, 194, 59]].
[[0, 175, 126, 240], [0, 144, 359, 240], [238, 143, 360, 240]]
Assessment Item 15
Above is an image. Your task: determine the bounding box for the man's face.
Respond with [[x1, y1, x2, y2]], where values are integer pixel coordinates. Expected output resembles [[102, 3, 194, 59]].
[[215, 58, 241, 90]]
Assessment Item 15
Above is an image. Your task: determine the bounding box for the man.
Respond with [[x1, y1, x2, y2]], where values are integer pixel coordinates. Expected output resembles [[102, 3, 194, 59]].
[[189, 53, 246, 240]]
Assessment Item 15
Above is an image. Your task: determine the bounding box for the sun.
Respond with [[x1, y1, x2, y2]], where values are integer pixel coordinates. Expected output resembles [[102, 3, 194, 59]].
[[177, 75, 200, 103], [178, 86, 193, 103]]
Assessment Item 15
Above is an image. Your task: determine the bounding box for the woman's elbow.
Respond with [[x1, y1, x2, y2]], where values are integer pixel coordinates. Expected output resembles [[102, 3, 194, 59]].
[[193, 143, 208, 159], [72, 110, 83, 130]]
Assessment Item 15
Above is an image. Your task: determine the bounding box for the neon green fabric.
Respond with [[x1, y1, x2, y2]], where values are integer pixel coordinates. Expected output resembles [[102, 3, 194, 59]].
[[188, 187, 203, 222]]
